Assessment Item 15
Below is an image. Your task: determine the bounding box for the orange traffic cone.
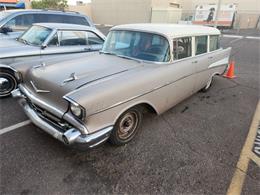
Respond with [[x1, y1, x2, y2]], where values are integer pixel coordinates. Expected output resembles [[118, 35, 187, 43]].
[[224, 60, 236, 79]]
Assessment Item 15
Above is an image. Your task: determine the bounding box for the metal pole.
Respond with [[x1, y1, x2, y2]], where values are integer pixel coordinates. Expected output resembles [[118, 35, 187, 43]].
[[214, 0, 222, 28]]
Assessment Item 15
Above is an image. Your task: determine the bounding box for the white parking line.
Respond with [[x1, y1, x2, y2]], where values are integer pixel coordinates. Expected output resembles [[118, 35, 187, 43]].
[[0, 120, 31, 135], [222, 34, 260, 40], [245, 36, 260, 40], [222, 35, 244, 39]]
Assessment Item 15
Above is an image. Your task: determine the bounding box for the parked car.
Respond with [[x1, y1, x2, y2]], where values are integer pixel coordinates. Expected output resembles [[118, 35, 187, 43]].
[[12, 24, 231, 148], [0, 9, 94, 39], [0, 23, 105, 97]]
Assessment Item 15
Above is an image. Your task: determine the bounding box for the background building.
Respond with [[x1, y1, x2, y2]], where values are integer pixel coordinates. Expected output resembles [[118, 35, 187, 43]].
[[1, 0, 259, 29], [180, 0, 260, 29], [91, 0, 182, 25]]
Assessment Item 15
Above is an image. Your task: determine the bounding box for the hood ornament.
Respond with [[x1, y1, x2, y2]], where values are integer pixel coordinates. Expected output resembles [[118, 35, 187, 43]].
[[63, 73, 78, 84], [30, 81, 50, 93]]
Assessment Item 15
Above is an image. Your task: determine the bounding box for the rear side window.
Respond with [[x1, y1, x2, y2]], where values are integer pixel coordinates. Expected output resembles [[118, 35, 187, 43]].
[[34, 14, 63, 23], [209, 35, 220, 51], [173, 37, 192, 60], [195, 36, 208, 55], [62, 15, 90, 26]]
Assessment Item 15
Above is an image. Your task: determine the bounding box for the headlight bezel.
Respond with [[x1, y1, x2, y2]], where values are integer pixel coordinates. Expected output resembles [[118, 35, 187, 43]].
[[70, 103, 85, 119], [64, 96, 86, 120]]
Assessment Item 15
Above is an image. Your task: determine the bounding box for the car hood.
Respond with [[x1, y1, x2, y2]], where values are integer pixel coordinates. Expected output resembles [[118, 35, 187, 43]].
[[0, 39, 39, 59], [23, 53, 142, 116]]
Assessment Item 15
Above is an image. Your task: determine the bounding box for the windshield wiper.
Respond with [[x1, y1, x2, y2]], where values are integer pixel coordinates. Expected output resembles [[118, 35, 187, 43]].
[[116, 54, 142, 63], [100, 51, 142, 63], [99, 51, 117, 56]]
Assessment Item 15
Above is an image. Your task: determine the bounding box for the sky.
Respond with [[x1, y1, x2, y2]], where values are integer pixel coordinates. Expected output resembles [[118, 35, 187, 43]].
[[67, 0, 91, 5]]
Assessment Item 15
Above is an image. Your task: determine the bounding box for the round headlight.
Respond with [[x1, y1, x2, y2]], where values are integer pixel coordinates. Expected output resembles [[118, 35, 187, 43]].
[[70, 104, 83, 118]]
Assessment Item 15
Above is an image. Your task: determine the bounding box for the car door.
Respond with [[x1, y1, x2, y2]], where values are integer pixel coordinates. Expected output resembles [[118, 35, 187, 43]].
[[40, 30, 104, 59], [192, 35, 211, 92], [156, 36, 196, 111]]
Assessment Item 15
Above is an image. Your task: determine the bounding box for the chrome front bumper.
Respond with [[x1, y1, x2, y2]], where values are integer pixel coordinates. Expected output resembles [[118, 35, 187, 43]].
[[12, 88, 113, 148]]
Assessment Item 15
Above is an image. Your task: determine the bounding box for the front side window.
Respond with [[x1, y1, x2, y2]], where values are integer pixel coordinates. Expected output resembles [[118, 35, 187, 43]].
[[209, 35, 220, 51], [56, 30, 104, 46], [173, 37, 192, 60], [102, 30, 171, 62], [195, 36, 208, 55], [18, 25, 52, 46]]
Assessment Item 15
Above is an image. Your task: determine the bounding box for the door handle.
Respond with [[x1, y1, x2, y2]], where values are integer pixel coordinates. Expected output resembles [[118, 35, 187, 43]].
[[192, 60, 198, 64]]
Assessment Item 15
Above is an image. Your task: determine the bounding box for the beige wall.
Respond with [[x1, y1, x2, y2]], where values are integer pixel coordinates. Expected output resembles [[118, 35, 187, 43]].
[[67, 4, 92, 18], [91, 0, 152, 25], [151, 7, 182, 23], [152, 0, 181, 7], [91, 0, 182, 25]]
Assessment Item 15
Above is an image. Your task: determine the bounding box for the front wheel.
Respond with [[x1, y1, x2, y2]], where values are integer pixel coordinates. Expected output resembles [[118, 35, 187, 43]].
[[0, 70, 17, 98], [109, 107, 143, 146]]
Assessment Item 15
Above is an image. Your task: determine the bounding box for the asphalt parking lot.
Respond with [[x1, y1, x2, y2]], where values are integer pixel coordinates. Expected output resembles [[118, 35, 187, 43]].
[[0, 28, 259, 194]]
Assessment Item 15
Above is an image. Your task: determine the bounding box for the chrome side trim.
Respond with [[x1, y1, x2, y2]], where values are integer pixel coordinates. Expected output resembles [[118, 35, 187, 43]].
[[89, 64, 227, 116]]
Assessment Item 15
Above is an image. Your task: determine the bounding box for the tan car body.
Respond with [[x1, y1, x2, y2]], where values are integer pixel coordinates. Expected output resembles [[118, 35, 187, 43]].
[[13, 24, 231, 148]]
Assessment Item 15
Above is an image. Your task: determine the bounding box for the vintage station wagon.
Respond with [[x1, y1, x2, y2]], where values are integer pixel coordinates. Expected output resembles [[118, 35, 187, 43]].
[[0, 23, 105, 97], [12, 24, 231, 148]]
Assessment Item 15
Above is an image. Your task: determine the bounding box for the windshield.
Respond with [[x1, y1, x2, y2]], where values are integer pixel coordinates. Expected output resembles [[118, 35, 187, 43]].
[[19, 25, 52, 46], [0, 11, 11, 21], [102, 30, 171, 62]]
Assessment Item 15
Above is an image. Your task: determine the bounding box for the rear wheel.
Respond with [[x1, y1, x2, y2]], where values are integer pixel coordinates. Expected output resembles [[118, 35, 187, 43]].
[[200, 76, 214, 93], [0, 70, 17, 98], [109, 107, 143, 146]]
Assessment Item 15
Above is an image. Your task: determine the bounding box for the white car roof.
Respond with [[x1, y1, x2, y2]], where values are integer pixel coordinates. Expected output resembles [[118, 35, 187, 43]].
[[111, 23, 221, 38]]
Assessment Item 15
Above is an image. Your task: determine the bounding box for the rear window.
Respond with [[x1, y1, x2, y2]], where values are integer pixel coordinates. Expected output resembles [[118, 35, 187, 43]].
[[195, 36, 208, 55]]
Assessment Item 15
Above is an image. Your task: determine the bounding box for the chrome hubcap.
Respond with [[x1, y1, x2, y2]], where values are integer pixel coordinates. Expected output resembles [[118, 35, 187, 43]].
[[0, 77, 11, 92], [0, 74, 15, 96], [118, 112, 139, 140]]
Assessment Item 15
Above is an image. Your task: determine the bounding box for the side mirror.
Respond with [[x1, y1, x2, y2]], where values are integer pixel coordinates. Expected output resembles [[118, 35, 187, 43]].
[[41, 44, 47, 50], [0, 26, 12, 34]]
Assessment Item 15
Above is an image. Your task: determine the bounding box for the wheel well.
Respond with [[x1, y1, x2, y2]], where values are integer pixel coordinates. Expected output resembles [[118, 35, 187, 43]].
[[135, 103, 158, 115]]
